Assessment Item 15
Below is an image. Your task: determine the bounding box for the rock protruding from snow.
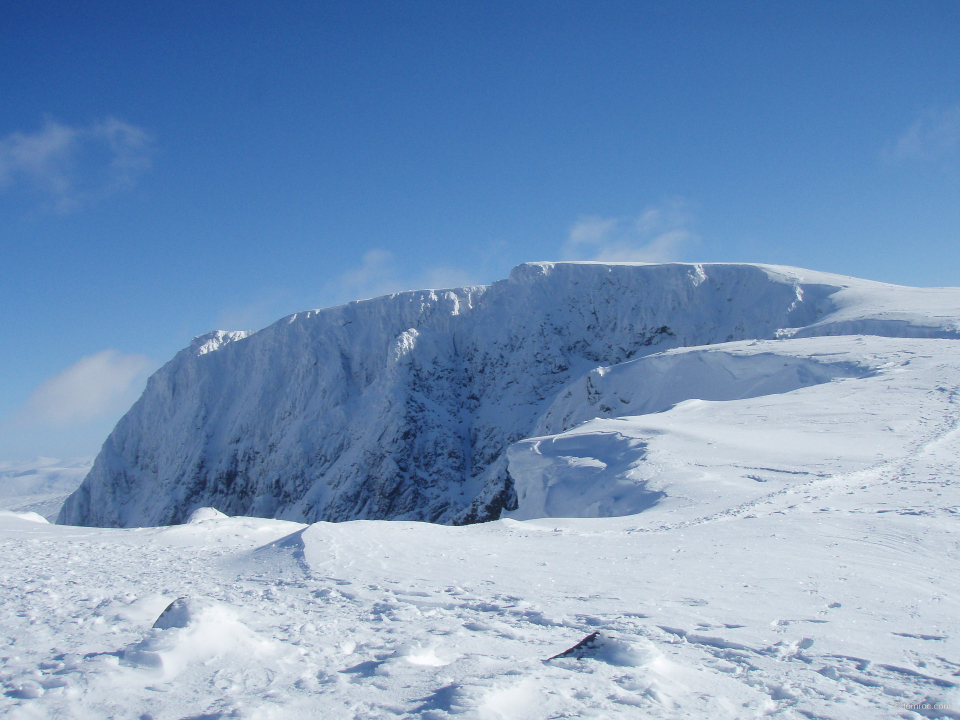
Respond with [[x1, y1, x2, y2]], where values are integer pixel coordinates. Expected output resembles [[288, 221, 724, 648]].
[[548, 631, 657, 666], [152, 597, 197, 630], [123, 596, 274, 681], [57, 262, 960, 528]]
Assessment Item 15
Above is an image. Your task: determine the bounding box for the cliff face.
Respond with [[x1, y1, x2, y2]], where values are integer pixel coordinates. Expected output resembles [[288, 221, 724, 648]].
[[58, 262, 960, 528]]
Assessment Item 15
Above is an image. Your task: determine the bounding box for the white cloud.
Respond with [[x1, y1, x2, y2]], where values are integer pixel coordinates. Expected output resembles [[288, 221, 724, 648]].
[[888, 105, 960, 162], [212, 251, 495, 335], [421, 265, 476, 290], [325, 250, 483, 306], [562, 199, 697, 263], [324, 209, 697, 312], [332, 249, 407, 303], [217, 288, 298, 332], [20, 350, 151, 427], [0, 117, 154, 212]]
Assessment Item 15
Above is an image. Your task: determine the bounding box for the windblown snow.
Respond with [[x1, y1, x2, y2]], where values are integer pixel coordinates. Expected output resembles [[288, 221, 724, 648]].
[[2, 261, 959, 718]]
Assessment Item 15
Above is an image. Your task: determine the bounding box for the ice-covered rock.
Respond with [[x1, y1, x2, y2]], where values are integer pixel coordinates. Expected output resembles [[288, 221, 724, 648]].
[[57, 262, 960, 528]]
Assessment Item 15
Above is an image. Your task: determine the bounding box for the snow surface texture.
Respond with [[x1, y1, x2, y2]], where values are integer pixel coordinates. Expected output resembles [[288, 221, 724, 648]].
[[2, 336, 959, 717], [6, 271, 960, 717], [0, 458, 91, 521], [58, 262, 960, 528]]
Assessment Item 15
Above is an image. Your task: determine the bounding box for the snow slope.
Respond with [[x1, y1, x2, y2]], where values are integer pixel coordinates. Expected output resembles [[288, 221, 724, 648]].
[[58, 262, 960, 528], [509, 336, 915, 521], [4, 336, 960, 718]]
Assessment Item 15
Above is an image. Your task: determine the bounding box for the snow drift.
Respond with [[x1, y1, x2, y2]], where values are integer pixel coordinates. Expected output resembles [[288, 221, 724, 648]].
[[58, 262, 960, 528]]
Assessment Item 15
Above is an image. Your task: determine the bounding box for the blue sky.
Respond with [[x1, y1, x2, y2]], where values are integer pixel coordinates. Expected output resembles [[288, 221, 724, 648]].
[[1, 0, 959, 461]]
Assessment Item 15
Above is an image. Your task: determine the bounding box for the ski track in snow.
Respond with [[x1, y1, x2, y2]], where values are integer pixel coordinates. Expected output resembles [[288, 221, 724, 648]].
[[3, 334, 960, 718]]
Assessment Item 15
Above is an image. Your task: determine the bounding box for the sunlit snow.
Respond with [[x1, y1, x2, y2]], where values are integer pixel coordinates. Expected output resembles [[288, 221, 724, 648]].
[[2, 263, 959, 718]]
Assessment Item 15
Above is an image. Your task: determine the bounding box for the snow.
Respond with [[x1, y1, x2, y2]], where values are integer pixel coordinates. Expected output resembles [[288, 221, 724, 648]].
[[509, 336, 939, 521], [3, 392, 960, 717], [0, 457, 91, 520], [187, 506, 228, 523], [0, 510, 49, 524], [3, 262, 959, 717], [57, 262, 960, 528]]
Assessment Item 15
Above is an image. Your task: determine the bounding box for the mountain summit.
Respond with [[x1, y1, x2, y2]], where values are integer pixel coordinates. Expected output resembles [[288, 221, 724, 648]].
[[58, 262, 960, 528]]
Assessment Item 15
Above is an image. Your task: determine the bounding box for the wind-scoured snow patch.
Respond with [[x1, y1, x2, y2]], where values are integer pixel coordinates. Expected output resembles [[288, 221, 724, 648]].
[[504, 430, 663, 519]]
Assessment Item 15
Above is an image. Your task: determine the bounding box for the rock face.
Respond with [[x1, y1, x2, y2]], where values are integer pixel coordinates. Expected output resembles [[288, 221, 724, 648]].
[[58, 262, 960, 527]]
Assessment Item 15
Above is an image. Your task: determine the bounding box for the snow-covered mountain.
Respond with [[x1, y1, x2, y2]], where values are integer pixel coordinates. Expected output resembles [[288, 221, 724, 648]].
[[0, 457, 91, 520], [8, 331, 960, 716], [58, 262, 960, 528], [12, 261, 960, 717]]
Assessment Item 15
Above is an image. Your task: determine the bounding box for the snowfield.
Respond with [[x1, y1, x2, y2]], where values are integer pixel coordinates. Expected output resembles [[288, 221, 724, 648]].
[[2, 263, 960, 718]]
